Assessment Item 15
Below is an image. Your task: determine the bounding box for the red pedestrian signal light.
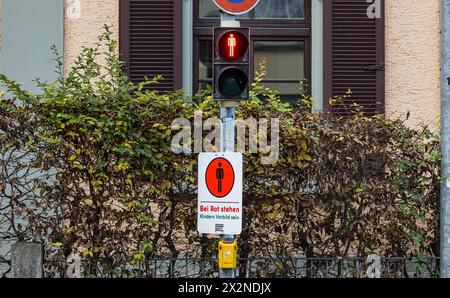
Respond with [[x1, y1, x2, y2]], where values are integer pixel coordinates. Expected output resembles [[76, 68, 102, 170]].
[[227, 34, 236, 58], [218, 31, 249, 61], [213, 27, 250, 101]]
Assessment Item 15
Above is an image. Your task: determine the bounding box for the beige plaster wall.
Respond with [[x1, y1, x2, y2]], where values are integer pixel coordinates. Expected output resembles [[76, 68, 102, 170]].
[[385, 0, 441, 129], [64, 0, 119, 74]]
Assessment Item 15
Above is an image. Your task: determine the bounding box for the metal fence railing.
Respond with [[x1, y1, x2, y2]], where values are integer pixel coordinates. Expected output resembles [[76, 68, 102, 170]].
[[71, 256, 440, 278], [0, 254, 441, 278]]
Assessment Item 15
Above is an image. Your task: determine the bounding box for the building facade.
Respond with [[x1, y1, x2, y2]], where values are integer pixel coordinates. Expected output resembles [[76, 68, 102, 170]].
[[0, 0, 441, 129]]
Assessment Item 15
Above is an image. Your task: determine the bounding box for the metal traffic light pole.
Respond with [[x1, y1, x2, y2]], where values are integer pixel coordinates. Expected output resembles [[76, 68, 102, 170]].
[[219, 11, 240, 279]]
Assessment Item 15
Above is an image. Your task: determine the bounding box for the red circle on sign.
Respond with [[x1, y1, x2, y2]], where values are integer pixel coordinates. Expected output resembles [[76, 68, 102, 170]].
[[205, 158, 235, 198], [212, 0, 260, 15]]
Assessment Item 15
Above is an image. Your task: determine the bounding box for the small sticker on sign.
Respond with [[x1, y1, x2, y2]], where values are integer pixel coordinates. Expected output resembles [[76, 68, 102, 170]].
[[215, 224, 224, 233]]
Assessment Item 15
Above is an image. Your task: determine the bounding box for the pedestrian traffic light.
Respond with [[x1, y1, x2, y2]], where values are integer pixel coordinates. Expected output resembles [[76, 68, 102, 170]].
[[213, 27, 250, 101]]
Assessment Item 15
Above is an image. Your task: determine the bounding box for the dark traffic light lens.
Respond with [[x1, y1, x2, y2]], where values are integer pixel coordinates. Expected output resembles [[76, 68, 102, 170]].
[[218, 67, 248, 97], [218, 31, 249, 61]]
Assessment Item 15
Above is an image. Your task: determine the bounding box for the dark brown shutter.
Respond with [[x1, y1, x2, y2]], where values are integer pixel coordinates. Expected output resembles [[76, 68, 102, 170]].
[[324, 0, 385, 116], [120, 0, 182, 91]]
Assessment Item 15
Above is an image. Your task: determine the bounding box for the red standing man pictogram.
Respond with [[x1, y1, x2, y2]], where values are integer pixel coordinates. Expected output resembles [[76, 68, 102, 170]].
[[216, 162, 225, 193], [228, 34, 236, 58], [205, 158, 235, 198]]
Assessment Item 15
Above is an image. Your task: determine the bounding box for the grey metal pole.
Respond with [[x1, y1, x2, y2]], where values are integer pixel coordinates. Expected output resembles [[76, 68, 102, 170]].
[[219, 103, 238, 279], [218, 12, 240, 279], [441, 0, 450, 278]]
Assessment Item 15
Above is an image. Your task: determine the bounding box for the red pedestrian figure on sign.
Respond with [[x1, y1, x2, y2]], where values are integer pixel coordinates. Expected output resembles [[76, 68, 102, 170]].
[[205, 157, 235, 198], [228, 34, 236, 58], [216, 162, 224, 193]]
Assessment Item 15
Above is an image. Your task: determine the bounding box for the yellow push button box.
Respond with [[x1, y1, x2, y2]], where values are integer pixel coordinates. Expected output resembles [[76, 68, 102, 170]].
[[218, 241, 237, 269]]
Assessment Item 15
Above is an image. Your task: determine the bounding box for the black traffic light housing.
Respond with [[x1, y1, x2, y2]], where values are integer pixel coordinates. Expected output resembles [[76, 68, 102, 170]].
[[213, 27, 251, 101]]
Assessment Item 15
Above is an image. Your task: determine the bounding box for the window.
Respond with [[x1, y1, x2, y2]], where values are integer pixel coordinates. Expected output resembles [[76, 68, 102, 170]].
[[193, 0, 311, 101], [199, 0, 305, 19], [254, 41, 305, 101]]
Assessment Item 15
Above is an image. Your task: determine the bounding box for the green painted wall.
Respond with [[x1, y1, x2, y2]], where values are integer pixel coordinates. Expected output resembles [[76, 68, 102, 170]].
[[0, 0, 64, 93]]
